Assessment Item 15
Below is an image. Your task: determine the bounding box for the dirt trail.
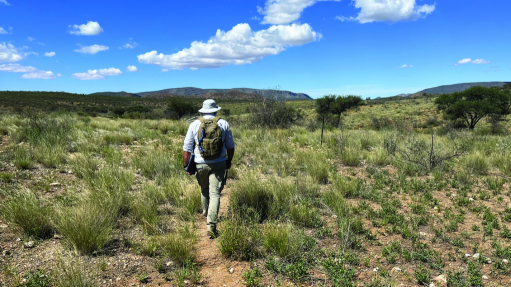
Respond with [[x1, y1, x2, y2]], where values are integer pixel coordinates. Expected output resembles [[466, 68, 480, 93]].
[[195, 187, 250, 287]]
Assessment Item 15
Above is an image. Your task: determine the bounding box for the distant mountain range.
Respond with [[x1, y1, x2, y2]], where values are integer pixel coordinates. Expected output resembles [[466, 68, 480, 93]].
[[415, 82, 510, 95], [90, 87, 312, 101]]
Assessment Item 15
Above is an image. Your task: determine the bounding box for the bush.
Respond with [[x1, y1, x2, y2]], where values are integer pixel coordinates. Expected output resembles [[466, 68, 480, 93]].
[[262, 223, 315, 262], [53, 256, 96, 287], [157, 226, 197, 266], [53, 203, 116, 255], [229, 176, 273, 222], [218, 216, 262, 260], [250, 97, 300, 128], [371, 117, 393, 130], [289, 202, 322, 228], [464, 153, 489, 175], [414, 265, 430, 285], [322, 258, 356, 287], [167, 98, 198, 119], [0, 188, 53, 238]]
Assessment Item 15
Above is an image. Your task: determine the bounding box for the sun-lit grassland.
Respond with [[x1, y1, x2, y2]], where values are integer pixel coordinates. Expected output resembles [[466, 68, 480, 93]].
[[1, 97, 511, 286]]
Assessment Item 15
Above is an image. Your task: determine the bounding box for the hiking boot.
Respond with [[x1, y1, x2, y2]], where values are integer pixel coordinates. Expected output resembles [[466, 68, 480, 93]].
[[206, 229, 219, 239]]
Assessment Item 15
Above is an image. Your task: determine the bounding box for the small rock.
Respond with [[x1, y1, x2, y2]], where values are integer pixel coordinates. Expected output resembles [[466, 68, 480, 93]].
[[465, 254, 471, 257], [434, 206, 438, 210], [0, 224, 7, 229], [184, 280, 188, 285], [432, 274, 447, 286], [49, 182, 60, 186], [392, 267, 402, 273], [419, 232, 427, 237], [116, 277, 121, 281], [53, 234, 61, 239], [503, 259, 509, 264], [229, 268, 234, 273], [473, 253, 480, 259], [373, 267, 379, 272], [486, 258, 492, 264], [15, 238, 21, 242], [469, 198, 474, 202], [332, 215, 338, 219], [166, 261, 175, 267], [68, 171, 73, 174], [482, 275, 488, 280]]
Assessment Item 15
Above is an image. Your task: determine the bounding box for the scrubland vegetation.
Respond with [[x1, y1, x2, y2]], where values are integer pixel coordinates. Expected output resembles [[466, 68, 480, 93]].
[[1, 89, 511, 286]]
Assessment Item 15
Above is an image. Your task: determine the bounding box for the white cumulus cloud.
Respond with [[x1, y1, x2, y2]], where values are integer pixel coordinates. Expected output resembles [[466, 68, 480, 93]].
[[398, 64, 413, 68], [72, 67, 122, 80], [98, 67, 122, 75], [0, 42, 25, 63], [69, 21, 103, 36], [20, 70, 57, 79], [74, 44, 109, 54], [126, 65, 138, 72], [0, 63, 58, 79], [0, 27, 11, 34], [258, 0, 340, 25], [455, 58, 490, 65], [0, 0, 10, 5], [472, 59, 490, 64], [27, 36, 35, 41], [455, 58, 472, 66], [44, 52, 55, 57], [338, 0, 435, 24], [0, 63, 37, 72], [137, 23, 320, 70], [120, 38, 138, 49]]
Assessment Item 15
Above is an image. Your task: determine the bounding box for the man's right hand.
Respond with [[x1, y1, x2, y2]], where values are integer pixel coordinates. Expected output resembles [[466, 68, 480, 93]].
[[226, 160, 232, 170]]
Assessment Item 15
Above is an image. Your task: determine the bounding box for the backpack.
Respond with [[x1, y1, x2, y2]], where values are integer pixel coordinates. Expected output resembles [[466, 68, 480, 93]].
[[197, 117, 223, 160]]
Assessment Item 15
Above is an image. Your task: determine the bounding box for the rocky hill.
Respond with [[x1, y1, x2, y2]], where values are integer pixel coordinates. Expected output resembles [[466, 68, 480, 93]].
[[91, 87, 311, 101], [416, 82, 510, 95]]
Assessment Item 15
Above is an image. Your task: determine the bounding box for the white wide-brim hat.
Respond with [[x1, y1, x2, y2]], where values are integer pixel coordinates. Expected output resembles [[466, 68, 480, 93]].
[[198, 99, 222, 113]]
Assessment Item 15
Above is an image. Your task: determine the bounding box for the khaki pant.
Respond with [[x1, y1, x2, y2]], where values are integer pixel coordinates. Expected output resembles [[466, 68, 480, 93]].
[[195, 161, 226, 232]]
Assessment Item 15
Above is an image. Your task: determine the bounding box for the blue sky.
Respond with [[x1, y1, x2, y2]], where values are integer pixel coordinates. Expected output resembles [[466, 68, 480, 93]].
[[0, 0, 509, 98]]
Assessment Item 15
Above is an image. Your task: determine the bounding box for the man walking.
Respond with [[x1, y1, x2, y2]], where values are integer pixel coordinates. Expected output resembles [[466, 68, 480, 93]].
[[183, 99, 235, 238]]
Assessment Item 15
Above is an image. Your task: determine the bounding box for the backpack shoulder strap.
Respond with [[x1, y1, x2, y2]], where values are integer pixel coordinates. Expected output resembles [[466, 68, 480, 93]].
[[198, 117, 205, 123]]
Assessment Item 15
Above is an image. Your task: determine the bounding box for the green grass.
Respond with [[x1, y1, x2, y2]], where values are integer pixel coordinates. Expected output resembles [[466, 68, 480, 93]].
[[0, 188, 53, 238], [53, 203, 116, 255]]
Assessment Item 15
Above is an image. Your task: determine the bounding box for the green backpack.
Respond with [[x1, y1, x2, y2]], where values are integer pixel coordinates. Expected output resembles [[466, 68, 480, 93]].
[[197, 117, 224, 160]]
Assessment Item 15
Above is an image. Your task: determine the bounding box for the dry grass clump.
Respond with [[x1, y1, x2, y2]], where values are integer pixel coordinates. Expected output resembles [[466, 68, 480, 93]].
[[0, 187, 54, 238], [52, 255, 96, 287], [53, 202, 116, 255]]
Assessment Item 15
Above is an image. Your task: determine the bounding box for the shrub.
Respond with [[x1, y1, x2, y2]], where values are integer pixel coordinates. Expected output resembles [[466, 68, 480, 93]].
[[0, 172, 14, 183], [262, 223, 315, 262], [289, 202, 322, 228], [167, 97, 198, 119], [250, 97, 300, 128], [84, 165, 134, 215], [464, 153, 489, 175], [132, 147, 179, 181], [229, 176, 273, 222], [218, 216, 262, 260], [322, 258, 356, 287], [157, 226, 197, 266], [414, 265, 430, 285], [53, 203, 116, 255], [0, 188, 53, 238], [371, 117, 393, 130], [53, 256, 96, 287], [242, 268, 262, 287]]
